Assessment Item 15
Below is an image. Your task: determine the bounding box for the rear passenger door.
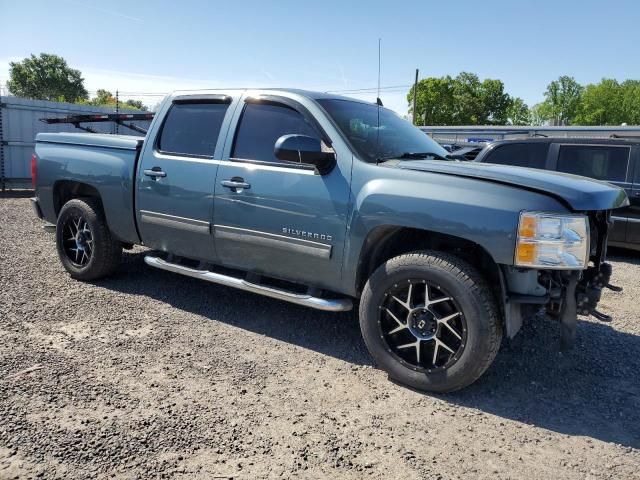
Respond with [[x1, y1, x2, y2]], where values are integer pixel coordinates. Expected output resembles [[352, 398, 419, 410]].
[[136, 94, 238, 261], [552, 144, 632, 243]]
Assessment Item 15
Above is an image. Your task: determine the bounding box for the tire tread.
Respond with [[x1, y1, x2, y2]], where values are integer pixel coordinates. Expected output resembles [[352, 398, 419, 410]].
[[56, 198, 122, 280], [360, 250, 502, 392]]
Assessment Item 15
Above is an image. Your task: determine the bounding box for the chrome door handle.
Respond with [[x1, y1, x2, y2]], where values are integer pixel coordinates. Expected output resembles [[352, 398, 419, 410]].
[[221, 179, 251, 190], [144, 167, 167, 178]]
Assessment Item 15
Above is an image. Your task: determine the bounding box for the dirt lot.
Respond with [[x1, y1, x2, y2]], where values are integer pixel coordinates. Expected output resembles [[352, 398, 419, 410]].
[[1, 194, 639, 479]]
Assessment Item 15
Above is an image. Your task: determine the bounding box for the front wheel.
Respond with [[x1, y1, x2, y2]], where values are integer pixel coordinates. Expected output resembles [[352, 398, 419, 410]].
[[359, 251, 502, 393], [56, 198, 122, 281]]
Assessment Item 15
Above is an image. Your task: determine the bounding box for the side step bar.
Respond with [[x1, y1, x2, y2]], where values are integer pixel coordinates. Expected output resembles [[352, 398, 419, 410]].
[[144, 255, 353, 312]]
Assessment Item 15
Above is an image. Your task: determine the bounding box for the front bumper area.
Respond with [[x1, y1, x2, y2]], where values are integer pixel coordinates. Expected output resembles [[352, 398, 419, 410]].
[[501, 210, 618, 349]]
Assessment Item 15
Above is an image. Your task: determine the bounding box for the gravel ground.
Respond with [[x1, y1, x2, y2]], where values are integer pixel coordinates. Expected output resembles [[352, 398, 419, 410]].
[[1, 193, 639, 479]]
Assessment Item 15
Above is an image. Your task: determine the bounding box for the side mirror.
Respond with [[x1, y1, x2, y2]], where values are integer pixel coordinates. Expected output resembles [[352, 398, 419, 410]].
[[274, 134, 335, 174]]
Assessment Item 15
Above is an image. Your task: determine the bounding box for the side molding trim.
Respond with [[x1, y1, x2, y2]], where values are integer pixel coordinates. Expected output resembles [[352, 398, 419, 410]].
[[140, 210, 211, 234], [214, 225, 332, 259]]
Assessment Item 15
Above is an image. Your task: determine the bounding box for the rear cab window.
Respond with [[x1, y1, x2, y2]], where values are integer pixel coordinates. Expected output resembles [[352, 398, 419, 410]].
[[483, 143, 549, 169], [232, 102, 321, 164], [158, 101, 229, 157], [556, 145, 630, 182]]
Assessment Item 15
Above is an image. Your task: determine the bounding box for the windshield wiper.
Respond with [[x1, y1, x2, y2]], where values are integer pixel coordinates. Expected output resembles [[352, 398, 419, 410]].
[[376, 151, 448, 164]]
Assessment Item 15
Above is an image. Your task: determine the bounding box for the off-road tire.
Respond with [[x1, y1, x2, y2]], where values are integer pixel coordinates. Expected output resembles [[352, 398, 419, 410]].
[[56, 198, 122, 280], [359, 250, 502, 393]]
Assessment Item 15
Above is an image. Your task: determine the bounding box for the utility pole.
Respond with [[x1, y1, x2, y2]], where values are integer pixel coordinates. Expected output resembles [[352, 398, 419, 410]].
[[412, 69, 419, 125]]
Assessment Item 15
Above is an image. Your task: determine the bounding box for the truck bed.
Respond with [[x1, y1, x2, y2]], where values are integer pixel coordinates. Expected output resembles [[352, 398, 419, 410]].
[[35, 132, 145, 244]]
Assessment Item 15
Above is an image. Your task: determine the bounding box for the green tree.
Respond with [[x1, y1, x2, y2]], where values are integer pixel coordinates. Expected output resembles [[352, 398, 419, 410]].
[[574, 79, 622, 125], [506, 97, 530, 125], [408, 72, 513, 125], [541, 75, 583, 125], [478, 77, 513, 124], [125, 99, 146, 111], [619, 80, 640, 125], [529, 103, 551, 126], [450, 72, 485, 124], [94, 89, 117, 105], [7, 53, 88, 102], [408, 76, 455, 125], [79, 89, 147, 111]]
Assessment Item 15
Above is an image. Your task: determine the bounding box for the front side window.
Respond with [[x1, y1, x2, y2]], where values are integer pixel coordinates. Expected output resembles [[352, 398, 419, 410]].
[[557, 145, 630, 182], [485, 143, 549, 169], [158, 102, 228, 157], [232, 103, 320, 163], [317, 98, 447, 163]]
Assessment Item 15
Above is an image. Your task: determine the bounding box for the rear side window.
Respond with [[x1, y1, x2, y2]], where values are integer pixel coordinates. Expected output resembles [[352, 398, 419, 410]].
[[557, 145, 630, 182], [232, 103, 319, 163], [158, 102, 228, 157], [483, 143, 549, 169]]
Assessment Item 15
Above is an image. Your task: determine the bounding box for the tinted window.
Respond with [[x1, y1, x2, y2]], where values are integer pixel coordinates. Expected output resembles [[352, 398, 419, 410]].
[[232, 103, 319, 163], [557, 145, 629, 182], [158, 102, 228, 157], [484, 143, 549, 169]]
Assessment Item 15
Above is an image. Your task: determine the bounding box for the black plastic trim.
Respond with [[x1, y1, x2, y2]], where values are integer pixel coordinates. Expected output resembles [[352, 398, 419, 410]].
[[172, 94, 232, 104]]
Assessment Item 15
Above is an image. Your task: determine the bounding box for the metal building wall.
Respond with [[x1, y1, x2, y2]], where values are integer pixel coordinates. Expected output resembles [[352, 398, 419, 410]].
[[0, 96, 153, 189]]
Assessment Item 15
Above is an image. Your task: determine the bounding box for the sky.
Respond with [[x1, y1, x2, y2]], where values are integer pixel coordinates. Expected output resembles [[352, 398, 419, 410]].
[[1, 0, 639, 115]]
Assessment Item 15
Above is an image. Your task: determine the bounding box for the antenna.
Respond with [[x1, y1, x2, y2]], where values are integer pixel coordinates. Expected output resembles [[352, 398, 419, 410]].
[[377, 38, 381, 103], [375, 38, 382, 163]]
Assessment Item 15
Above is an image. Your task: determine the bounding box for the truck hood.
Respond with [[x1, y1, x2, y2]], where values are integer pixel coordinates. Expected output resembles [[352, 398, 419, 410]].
[[395, 160, 630, 211]]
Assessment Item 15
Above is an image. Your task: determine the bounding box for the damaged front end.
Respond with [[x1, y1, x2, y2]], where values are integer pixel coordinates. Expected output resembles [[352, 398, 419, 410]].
[[501, 210, 621, 349]]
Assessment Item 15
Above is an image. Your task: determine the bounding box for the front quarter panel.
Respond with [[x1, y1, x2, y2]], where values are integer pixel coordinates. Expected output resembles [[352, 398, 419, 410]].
[[342, 161, 568, 295]]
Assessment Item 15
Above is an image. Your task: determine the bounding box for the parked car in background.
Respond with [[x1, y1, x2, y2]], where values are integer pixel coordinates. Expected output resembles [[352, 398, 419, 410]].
[[474, 138, 640, 251]]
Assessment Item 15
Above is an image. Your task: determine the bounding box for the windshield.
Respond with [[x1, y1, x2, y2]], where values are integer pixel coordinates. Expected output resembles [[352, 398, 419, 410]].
[[317, 98, 448, 163]]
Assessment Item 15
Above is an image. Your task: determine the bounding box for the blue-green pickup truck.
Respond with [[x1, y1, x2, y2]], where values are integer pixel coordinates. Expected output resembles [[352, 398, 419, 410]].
[[30, 89, 629, 392]]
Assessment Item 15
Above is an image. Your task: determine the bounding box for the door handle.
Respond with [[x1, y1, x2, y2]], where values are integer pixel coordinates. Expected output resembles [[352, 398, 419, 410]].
[[144, 167, 167, 178], [221, 178, 251, 191]]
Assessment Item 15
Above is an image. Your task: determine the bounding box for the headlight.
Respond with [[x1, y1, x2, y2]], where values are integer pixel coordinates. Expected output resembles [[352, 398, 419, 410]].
[[515, 212, 589, 269]]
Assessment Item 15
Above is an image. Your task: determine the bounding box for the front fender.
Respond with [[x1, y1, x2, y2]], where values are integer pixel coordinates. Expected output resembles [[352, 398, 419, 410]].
[[341, 167, 568, 295]]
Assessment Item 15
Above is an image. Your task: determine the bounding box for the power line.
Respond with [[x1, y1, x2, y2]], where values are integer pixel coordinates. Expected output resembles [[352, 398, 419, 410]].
[[326, 84, 412, 94], [1, 82, 414, 99]]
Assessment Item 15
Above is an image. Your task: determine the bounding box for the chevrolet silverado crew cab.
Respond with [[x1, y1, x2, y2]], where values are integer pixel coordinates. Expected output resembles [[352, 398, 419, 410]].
[[31, 89, 629, 392]]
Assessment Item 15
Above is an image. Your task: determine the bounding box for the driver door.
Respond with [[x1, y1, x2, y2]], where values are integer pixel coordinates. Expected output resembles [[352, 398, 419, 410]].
[[212, 95, 352, 291]]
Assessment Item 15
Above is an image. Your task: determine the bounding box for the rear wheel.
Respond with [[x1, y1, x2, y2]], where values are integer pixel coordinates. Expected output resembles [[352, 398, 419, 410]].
[[56, 198, 122, 280], [359, 251, 502, 393]]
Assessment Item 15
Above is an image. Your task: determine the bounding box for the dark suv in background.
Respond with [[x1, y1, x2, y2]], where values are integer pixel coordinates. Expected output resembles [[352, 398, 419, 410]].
[[474, 138, 640, 251]]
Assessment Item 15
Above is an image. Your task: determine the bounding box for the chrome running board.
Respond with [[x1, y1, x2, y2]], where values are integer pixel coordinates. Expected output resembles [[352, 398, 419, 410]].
[[144, 255, 353, 312]]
